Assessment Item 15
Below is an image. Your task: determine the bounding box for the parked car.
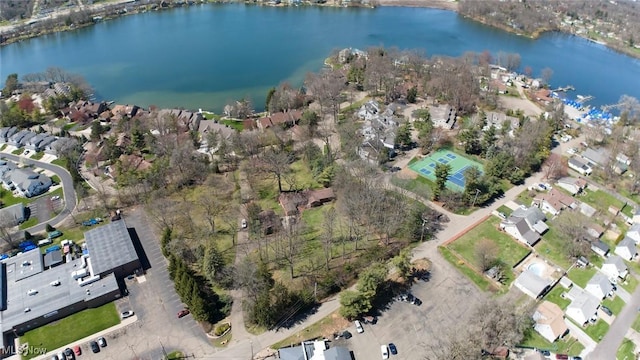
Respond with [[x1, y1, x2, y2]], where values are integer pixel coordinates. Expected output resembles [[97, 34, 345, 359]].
[[97, 337, 107, 347], [57, 352, 65, 360], [90, 341, 100, 353], [381, 345, 389, 359], [121, 310, 134, 319], [601, 306, 613, 316], [50, 280, 60, 286], [63, 348, 74, 359], [555, 354, 569, 360], [354, 320, 364, 334], [342, 330, 352, 339], [539, 349, 551, 357], [411, 297, 422, 306], [241, 219, 247, 228], [51, 195, 60, 201], [48, 230, 63, 239], [388, 343, 397, 355], [50, 355, 59, 360], [177, 309, 190, 318], [73, 345, 81, 356]]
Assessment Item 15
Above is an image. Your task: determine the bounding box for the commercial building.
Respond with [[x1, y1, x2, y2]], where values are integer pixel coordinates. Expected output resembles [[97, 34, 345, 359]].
[[0, 220, 141, 355]]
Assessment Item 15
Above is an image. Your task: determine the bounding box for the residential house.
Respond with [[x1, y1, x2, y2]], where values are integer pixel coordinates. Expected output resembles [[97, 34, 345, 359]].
[[17, 131, 36, 147], [24, 133, 49, 151], [534, 88, 553, 104], [533, 189, 578, 216], [0, 161, 16, 179], [586, 223, 605, 239], [482, 111, 519, 134], [513, 270, 551, 299], [279, 188, 336, 216], [582, 147, 610, 168], [559, 276, 574, 289], [44, 137, 76, 156], [532, 301, 569, 343], [565, 287, 600, 325], [8, 130, 31, 147], [307, 188, 335, 207], [0, 203, 26, 225], [615, 237, 638, 260], [601, 255, 629, 281], [555, 177, 587, 195], [590, 240, 609, 257], [357, 100, 380, 121], [633, 208, 640, 224], [430, 104, 457, 129], [585, 273, 614, 299], [197, 120, 236, 154], [617, 153, 632, 166], [2, 168, 52, 198], [626, 223, 640, 244], [256, 110, 302, 131], [500, 206, 547, 246], [0, 127, 17, 143], [579, 203, 597, 218], [568, 157, 593, 176]]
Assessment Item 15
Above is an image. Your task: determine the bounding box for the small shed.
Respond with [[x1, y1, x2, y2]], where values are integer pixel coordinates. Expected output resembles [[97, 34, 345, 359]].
[[43, 250, 63, 269]]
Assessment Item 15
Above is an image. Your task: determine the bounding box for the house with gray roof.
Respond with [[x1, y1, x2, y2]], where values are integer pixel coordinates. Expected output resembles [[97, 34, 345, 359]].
[[278, 340, 350, 360], [0, 161, 16, 179], [590, 240, 609, 257], [16, 131, 36, 147], [582, 147, 610, 168], [36, 136, 57, 152], [513, 270, 551, 299], [601, 255, 628, 281], [44, 137, 76, 155], [500, 206, 547, 246], [2, 168, 52, 198], [0, 127, 17, 143], [568, 157, 593, 176], [585, 273, 614, 299], [627, 223, 640, 244], [565, 288, 600, 325], [24, 133, 48, 151], [0, 203, 25, 225], [8, 130, 31, 147], [615, 236, 638, 260]]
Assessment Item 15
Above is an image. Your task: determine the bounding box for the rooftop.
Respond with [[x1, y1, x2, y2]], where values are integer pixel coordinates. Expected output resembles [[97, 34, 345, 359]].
[[84, 220, 138, 276]]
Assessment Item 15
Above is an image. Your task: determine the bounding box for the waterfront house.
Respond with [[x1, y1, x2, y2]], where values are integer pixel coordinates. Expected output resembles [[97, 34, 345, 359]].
[[568, 157, 593, 176], [256, 110, 302, 131], [601, 255, 628, 281], [555, 177, 587, 195], [585, 273, 614, 299], [615, 237, 638, 260], [532, 301, 568, 343]]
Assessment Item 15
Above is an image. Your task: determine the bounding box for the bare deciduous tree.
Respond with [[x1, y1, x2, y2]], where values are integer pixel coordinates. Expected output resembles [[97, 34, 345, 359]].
[[475, 238, 498, 271]]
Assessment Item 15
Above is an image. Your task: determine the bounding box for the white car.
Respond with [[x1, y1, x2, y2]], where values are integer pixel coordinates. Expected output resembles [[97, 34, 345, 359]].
[[381, 345, 389, 359], [354, 320, 364, 333], [241, 219, 247, 229], [121, 310, 135, 319], [50, 280, 61, 286], [51, 195, 60, 201]]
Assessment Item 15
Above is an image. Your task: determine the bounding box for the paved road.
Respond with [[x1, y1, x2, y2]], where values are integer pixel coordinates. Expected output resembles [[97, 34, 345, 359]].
[[0, 152, 77, 233]]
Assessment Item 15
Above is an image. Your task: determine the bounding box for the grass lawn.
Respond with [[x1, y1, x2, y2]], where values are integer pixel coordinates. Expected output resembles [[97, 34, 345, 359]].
[[544, 285, 571, 310], [220, 119, 243, 131], [390, 175, 432, 202], [20, 302, 119, 359], [212, 330, 232, 347], [496, 205, 513, 217], [19, 217, 39, 230], [581, 189, 626, 214], [0, 144, 6, 151], [621, 275, 639, 293], [603, 295, 626, 315], [447, 217, 530, 285], [516, 190, 535, 206], [567, 266, 597, 288], [617, 338, 636, 360], [1, 189, 28, 208], [167, 351, 185, 360], [535, 227, 572, 269], [439, 246, 495, 292], [51, 158, 67, 168], [631, 313, 640, 332], [290, 160, 322, 190], [583, 319, 610, 341], [12, 148, 23, 155], [31, 152, 45, 160], [521, 330, 584, 356]]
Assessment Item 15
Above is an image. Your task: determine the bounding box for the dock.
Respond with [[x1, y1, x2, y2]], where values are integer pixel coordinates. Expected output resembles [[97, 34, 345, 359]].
[[552, 85, 575, 92]]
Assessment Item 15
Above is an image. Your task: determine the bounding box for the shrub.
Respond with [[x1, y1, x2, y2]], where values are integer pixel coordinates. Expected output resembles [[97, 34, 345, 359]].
[[214, 323, 230, 336]]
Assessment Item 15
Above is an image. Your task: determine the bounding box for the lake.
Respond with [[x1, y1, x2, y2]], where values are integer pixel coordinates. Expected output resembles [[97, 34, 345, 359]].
[[2, 4, 640, 112]]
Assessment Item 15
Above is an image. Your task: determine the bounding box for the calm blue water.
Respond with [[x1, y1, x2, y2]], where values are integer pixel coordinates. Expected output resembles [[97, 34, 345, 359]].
[[1, 4, 639, 112]]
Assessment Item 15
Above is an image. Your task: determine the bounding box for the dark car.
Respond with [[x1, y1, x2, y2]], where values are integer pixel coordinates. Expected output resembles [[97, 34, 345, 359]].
[[63, 348, 74, 360], [555, 354, 569, 360], [178, 309, 190, 318], [90, 341, 100, 353], [388, 343, 397, 355], [342, 330, 352, 339], [412, 298, 422, 306], [539, 350, 551, 357], [601, 306, 613, 316]]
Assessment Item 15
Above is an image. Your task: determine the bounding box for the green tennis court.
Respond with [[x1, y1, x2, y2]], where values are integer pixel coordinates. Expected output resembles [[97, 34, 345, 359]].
[[408, 149, 483, 191]]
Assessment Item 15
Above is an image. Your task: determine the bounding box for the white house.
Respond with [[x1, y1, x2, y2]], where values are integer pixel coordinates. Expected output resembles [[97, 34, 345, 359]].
[[2, 168, 52, 198], [615, 237, 638, 261], [601, 255, 628, 281], [590, 241, 610, 257], [533, 301, 569, 343], [533, 189, 577, 216], [568, 157, 593, 176], [500, 206, 547, 246], [585, 273, 614, 299], [565, 288, 600, 325], [555, 177, 587, 195], [514, 270, 552, 299], [627, 223, 640, 244]]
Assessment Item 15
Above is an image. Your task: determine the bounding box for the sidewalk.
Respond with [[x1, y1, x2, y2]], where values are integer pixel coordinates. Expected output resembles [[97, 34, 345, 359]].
[[15, 316, 139, 360]]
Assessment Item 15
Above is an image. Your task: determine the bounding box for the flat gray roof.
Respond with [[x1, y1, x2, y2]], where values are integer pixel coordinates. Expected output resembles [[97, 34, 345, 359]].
[[8, 250, 44, 282], [43, 250, 63, 268], [84, 220, 138, 275], [0, 256, 119, 335]]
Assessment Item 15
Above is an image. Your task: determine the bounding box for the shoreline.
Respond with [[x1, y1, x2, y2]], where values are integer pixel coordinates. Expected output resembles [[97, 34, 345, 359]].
[[2, 0, 640, 61]]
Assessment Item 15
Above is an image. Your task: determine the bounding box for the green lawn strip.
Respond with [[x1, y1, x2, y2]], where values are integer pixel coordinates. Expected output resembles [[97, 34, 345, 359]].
[[631, 313, 640, 332], [51, 159, 67, 168], [439, 246, 494, 292], [290, 160, 322, 190], [271, 310, 344, 349], [1, 189, 28, 207], [448, 217, 530, 268], [167, 351, 185, 360], [567, 266, 597, 288], [603, 295, 626, 315], [220, 119, 243, 131], [20, 302, 120, 359], [520, 329, 584, 356], [544, 285, 571, 310], [535, 226, 572, 269], [616, 338, 636, 360], [621, 275, 639, 293], [31, 152, 45, 160], [0, 144, 6, 151], [12, 148, 24, 155], [19, 217, 39, 230], [581, 189, 626, 214], [516, 190, 535, 206], [496, 205, 513, 217], [390, 175, 432, 201], [581, 319, 610, 341]]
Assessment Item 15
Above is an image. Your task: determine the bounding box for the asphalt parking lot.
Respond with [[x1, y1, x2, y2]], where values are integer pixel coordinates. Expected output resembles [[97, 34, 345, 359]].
[[81, 208, 214, 360], [336, 252, 488, 360]]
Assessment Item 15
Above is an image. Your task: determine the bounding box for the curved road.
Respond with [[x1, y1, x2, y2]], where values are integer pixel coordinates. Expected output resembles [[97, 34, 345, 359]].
[[0, 152, 76, 234]]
